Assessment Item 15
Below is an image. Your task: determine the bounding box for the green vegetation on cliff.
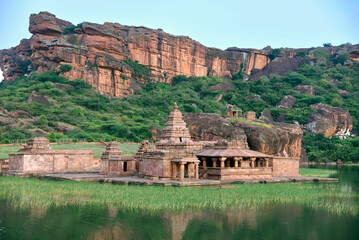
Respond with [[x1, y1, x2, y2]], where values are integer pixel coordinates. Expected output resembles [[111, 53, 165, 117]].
[[0, 54, 358, 162]]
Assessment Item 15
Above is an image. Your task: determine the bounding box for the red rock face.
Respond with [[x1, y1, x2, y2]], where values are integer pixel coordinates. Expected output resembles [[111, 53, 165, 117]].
[[0, 12, 271, 97], [1, 12, 358, 97]]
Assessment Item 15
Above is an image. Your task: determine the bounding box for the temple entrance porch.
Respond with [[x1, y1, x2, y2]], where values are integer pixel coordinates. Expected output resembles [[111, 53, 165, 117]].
[[171, 157, 200, 181], [198, 156, 272, 180]]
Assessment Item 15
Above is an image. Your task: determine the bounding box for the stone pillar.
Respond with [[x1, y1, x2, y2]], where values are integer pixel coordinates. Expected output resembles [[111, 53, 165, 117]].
[[195, 163, 199, 179], [250, 158, 256, 168], [180, 163, 185, 179], [234, 157, 242, 168], [264, 158, 269, 167], [212, 158, 217, 168], [172, 163, 177, 179], [220, 157, 226, 168], [203, 159, 207, 169]]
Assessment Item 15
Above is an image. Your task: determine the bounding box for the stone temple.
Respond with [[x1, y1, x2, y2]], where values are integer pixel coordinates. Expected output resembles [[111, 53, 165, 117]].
[[6, 103, 299, 181], [136, 103, 299, 181]]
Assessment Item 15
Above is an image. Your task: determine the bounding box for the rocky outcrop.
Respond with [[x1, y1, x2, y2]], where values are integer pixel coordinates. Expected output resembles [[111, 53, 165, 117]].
[[0, 12, 270, 97], [183, 113, 302, 158], [208, 82, 235, 93], [276, 95, 296, 109], [236, 121, 302, 158], [338, 90, 350, 97], [294, 85, 315, 95], [1, 12, 358, 98], [183, 113, 249, 149], [27, 90, 50, 106], [259, 108, 273, 122], [305, 103, 353, 138], [250, 57, 307, 81]]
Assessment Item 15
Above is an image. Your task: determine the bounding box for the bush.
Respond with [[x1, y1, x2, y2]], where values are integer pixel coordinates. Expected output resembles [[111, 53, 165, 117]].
[[332, 54, 350, 65], [268, 48, 281, 60], [123, 59, 151, 80], [60, 64, 72, 72], [323, 43, 332, 47]]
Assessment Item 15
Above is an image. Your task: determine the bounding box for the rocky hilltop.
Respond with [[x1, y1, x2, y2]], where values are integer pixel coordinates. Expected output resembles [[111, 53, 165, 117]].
[[2, 11, 358, 97], [183, 113, 303, 159]]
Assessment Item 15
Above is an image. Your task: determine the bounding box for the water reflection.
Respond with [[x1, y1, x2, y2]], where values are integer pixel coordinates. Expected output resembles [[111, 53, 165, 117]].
[[0, 166, 358, 240]]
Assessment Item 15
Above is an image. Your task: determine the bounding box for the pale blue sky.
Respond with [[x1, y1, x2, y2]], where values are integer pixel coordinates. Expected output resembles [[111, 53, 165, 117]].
[[0, 0, 358, 50]]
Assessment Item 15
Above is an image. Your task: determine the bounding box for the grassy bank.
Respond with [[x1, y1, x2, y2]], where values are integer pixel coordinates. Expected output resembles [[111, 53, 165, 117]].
[[0, 177, 357, 216], [0, 143, 140, 159], [299, 168, 337, 178]]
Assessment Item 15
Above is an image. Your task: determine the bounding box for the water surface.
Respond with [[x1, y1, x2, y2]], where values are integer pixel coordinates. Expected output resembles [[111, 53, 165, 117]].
[[0, 165, 358, 240]]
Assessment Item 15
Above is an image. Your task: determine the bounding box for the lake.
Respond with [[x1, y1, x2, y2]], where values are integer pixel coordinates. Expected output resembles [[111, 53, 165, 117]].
[[0, 165, 358, 240]]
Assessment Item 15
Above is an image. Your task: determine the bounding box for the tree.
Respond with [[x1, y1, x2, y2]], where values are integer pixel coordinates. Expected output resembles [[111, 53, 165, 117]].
[[323, 43, 332, 47]]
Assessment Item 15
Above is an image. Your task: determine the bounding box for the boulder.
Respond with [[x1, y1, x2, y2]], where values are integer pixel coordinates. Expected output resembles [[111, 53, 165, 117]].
[[250, 57, 307, 81], [56, 125, 76, 134], [259, 108, 273, 122], [305, 103, 353, 137], [29, 11, 72, 36], [10, 110, 32, 118], [338, 90, 350, 97], [208, 82, 235, 93], [183, 113, 248, 149], [276, 95, 296, 109], [0, 117, 18, 126], [27, 90, 50, 107], [183, 113, 302, 158], [236, 121, 303, 158], [294, 85, 315, 95]]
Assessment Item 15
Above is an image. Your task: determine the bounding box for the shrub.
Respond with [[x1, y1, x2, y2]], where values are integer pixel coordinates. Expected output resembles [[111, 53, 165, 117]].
[[296, 51, 308, 57], [268, 48, 281, 60], [60, 64, 72, 72], [323, 43, 332, 47], [63, 24, 82, 35], [332, 54, 350, 65], [123, 59, 151, 80]]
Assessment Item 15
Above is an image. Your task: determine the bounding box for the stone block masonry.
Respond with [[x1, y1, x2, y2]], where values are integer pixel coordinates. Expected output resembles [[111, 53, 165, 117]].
[[8, 137, 95, 174]]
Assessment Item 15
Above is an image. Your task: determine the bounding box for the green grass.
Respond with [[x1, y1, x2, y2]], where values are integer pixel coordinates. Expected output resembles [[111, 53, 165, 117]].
[[0, 177, 357, 216], [299, 168, 338, 178], [0, 143, 140, 158], [228, 118, 272, 128]]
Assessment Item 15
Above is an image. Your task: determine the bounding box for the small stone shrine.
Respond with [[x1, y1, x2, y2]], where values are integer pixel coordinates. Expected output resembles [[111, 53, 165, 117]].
[[8, 137, 94, 174], [100, 142, 136, 176]]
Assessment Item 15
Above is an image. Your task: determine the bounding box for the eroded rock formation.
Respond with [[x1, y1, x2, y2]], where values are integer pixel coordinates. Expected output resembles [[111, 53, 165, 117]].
[[1, 12, 358, 98], [183, 113, 302, 158], [0, 12, 271, 97], [305, 103, 353, 138]]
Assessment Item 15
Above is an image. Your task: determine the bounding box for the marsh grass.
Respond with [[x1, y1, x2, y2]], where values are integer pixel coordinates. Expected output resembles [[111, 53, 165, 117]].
[[0, 177, 357, 216], [0, 143, 140, 158], [299, 168, 338, 178]]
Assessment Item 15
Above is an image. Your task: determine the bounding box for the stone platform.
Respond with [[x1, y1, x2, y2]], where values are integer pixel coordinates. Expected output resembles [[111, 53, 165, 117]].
[[3, 172, 338, 187]]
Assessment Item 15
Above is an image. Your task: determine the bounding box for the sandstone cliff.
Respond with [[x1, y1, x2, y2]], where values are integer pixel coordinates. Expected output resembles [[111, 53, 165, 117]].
[[1, 12, 358, 98], [0, 12, 271, 97]]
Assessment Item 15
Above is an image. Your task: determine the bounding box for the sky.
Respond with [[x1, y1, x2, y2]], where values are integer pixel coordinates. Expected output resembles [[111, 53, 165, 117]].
[[0, 0, 358, 55]]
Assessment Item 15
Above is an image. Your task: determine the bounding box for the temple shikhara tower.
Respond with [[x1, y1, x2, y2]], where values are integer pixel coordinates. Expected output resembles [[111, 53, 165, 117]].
[[138, 103, 202, 180]]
